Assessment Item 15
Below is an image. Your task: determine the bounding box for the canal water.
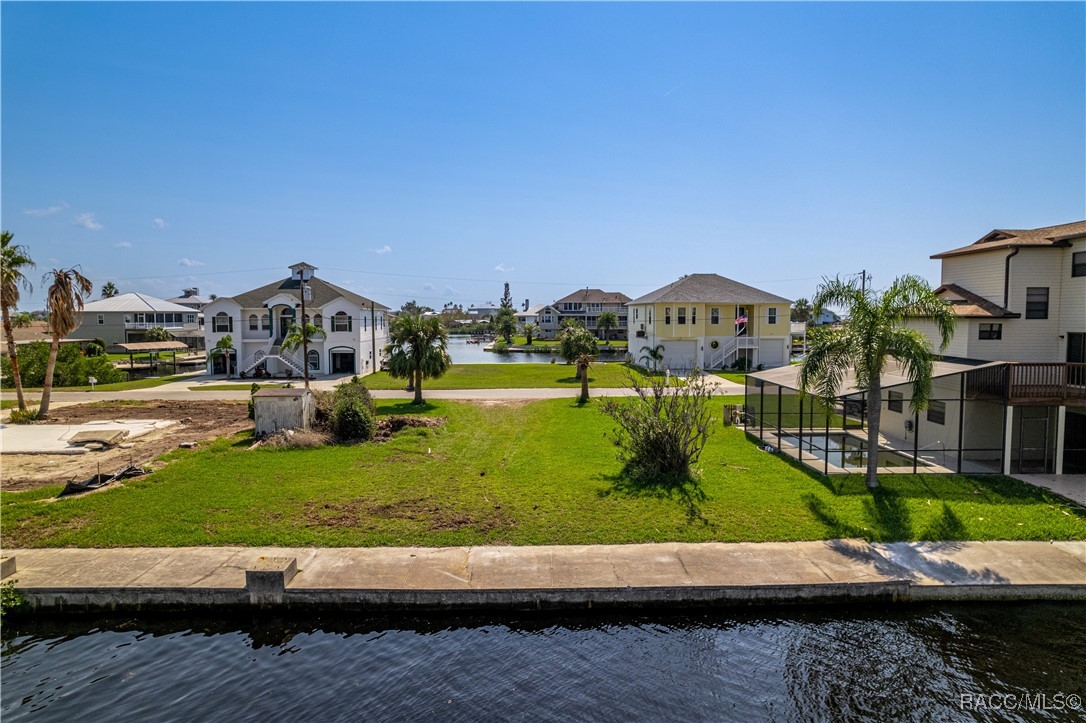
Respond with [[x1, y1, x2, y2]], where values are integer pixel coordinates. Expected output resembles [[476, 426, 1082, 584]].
[[3, 603, 1084, 721], [447, 336, 625, 365]]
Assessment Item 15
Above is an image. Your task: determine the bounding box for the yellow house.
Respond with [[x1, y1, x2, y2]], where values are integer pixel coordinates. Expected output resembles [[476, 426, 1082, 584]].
[[627, 274, 792, 372]]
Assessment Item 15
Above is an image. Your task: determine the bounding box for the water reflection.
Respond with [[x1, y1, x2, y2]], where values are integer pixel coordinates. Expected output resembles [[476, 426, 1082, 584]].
[[3, 605, 1084, 721]]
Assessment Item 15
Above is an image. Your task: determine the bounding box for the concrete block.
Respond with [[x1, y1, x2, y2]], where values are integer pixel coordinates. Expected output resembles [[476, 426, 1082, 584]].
[[1, 555, 16, 579], [246, 556, 297, 604]]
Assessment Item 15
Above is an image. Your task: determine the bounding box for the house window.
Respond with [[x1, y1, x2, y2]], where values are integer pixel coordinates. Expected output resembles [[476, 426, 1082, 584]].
[[1073, 251, 1086, 277], [261, 314, 270, 330], [978, 323, 1002, 340], [586, 316, 597, 327], [186, 314, 196, 324], [332, 312, 351, 332], [618, 316, 627, 326], [887, 391, 903, 413], [307, 350, 319, 371], [1025, 287, 1049, 319], [213, 312, 232, 332], [648, 310, 652, 324], [249, 314, 258, 331], [665, 307, 671, 325], [691, 307, 697, 324], [363, 315, 368, 332], [677, 307, 686, 325], [634, 308, 639, 321], [97, 314, 105, 325], [587, 303, 602, 312], [711, 308, 720, 325], [768, 308, 777, 325], [314, 314, 323, 329], [927, 400, 946, 425]]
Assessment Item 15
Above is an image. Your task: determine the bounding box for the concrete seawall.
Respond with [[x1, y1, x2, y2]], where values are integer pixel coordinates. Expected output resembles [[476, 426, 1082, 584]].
[[3, 539, 1084, 613]]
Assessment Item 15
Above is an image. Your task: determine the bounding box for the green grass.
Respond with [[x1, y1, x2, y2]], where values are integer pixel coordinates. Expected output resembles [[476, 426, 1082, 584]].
[[510, 336, 628, 349], [2, 398, 1082, 548], [715, 371, 748, 383], [0, 399, 16, 409], [14, 373, 196, 393], [190, 383, 293, 391], [361, 363, 648, 390]]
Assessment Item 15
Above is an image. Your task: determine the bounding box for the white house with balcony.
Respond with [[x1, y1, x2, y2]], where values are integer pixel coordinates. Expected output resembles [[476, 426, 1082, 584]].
[[72, 293, 204, 349], [202, 262, 390, 378]]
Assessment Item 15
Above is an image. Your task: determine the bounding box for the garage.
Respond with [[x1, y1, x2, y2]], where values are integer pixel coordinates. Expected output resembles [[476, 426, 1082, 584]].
[[329, 348, 356, 374], [660, 341, 698, 374]]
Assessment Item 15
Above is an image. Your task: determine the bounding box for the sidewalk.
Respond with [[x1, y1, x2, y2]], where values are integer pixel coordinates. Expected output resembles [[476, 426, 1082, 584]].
[[4, 539, 1083, 612]]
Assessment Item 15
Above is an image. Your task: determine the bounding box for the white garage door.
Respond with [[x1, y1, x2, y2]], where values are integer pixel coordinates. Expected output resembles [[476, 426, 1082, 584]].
[[661, 341, 698, 374], [759, 339, 787, 368]]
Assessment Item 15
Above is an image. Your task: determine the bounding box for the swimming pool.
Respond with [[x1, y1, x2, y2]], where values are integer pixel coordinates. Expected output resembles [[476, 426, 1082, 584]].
[[777, 432, 931, 470]]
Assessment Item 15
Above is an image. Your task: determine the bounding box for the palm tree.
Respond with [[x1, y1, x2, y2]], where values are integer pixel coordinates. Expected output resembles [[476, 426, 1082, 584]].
[[575, 353, 595, 403], [281, 321, 326, 389], [521, 322, 538, 345], [385, 311, 451, 405], [212, 334, 235, 378], [1, 232, 36, 411], [100, 281, 119, 298], [39, 267, 93, 418], [144, 326, 172, 342], [596, 311, 618, 343], [639, 343, 665, 373], [800, 275, 955, 488]]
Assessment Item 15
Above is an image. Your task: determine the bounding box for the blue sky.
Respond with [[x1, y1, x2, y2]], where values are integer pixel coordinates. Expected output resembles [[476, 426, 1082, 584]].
[[3, 2, 1083, 312]]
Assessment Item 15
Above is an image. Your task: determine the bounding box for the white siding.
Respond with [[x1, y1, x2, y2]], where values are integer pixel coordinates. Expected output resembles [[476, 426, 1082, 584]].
[[941, 253, 1007, 303]]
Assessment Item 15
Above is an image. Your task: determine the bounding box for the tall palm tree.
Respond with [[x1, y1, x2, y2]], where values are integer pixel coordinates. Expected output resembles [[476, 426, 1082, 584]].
[[1, 232, 36, 411], [100, 281, 119, 298], [575, 353, 595, 403], [800, 274, 955, 488], [39, 267, 93, 418], [521, 322, 538, 345], [385, 311, 451, 405], [281, 321, 326, 389], [596, 311, 618, 343], [639, 344, 665, 373]]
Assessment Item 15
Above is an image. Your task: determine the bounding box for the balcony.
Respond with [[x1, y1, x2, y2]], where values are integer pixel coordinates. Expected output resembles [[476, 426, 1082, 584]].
[[125, 321, 198, 330], [967, 363, 1086, 407]]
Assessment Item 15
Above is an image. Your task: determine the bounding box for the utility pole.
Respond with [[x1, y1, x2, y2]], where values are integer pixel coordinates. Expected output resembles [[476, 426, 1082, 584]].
[[370, 301, 377, 373], [860, 270, 867, 294], [300, 277, 311, 390]]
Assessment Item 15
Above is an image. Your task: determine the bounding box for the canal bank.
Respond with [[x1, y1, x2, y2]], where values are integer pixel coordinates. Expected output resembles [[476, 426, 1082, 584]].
[[4, 538, 1084, 613]]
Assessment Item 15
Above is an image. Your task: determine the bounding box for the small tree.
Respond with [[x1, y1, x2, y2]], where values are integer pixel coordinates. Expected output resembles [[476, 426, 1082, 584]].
[[521, 322, 538, 345], [39, 267, 93, 418], [575, 353, 595, 402], [495, 282, 517, 343], [385, 311, 452, 404], [639, 344, 665, 373], [281, 321, 326, 389], [601, 371, 715, 484], [559, 323, 597, 378], [212, 334, 234, 377], [144, 326, 172, 342], [100, 281, 119, 298], [596, 311, 618, 343]]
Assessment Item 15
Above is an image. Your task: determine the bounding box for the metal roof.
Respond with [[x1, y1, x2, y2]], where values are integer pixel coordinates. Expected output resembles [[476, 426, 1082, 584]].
[[748, 358, 1004, 396], [82, 293, 195, 314], [110, 341, 192, 353]]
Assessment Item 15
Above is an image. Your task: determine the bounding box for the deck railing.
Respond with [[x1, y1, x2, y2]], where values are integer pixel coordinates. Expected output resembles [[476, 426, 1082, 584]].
[[968, 363, 1085, 406]]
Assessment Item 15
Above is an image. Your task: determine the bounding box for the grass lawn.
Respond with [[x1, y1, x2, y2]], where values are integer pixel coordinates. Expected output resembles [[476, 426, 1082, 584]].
[[509, 336, 628, 349], [15, 373, 197, 394], [190, 383, 293, 391], [361, 363, 648, 390], [3, 398, 1082, 548], [715, 371, 748, 384], [1, 399, 16, 409]]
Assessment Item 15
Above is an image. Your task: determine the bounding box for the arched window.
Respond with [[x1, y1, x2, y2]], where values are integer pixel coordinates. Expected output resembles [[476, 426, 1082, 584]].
[[307, 350, 319, 371], [248, 314, 258, 331], [214, 312, 232, 332], [332, 311, 351, 332], [314, 314, 323, 329], [260, 314, 270, 330]]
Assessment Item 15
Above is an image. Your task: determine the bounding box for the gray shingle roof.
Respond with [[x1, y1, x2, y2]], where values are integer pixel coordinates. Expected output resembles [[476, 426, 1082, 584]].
[[553, 289, 631, 305], [628, 274, 791, 305], [224, 276, 389, 311]]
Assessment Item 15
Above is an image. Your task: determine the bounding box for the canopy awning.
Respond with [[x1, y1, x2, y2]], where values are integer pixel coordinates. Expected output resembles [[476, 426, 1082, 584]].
[[110, 341, 191, 353]]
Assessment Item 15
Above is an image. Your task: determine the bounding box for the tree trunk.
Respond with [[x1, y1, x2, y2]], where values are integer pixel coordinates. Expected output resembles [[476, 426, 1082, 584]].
[[579, 363, 589, 402], [1, 305, 27, 411], [39, 336, 60, 419], [414, 369, 423, 405], [865, 376, 882, 488]]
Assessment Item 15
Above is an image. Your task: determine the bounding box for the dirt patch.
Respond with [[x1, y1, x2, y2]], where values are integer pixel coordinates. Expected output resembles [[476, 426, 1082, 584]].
[[303, 496, 512, 532], [461, 400, 533, 409], [1, 400, 251, 492], [374, 415, 447, 441]]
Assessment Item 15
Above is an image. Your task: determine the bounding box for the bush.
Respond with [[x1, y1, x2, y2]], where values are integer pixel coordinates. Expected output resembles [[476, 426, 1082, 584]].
[[491, 340, 509, 354], [312, 390, 335, 431], [1, 342, 125, 387], [334, 376, 376, 414], [558, 324, 597, 364], [331, 397, 376, 442], [8, 408, 40, 424]]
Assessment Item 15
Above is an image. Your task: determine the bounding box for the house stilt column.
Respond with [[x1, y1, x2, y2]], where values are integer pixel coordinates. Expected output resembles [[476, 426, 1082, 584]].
[[1056, 406, 1067, 475], [1003, 406, 1015, 476]]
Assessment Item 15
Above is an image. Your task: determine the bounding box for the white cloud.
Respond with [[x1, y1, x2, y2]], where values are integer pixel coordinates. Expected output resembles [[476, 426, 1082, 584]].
[[153, 218, 168, 229], [443, 285, 459, 296], [372, 245, 392, 255], [494, 263, 514, 273], [114, 241, 133, 249], [178, 258, 205, 267], [423, 283, 436, 291], [73, 212, 103, 230], [24, 201, 68, 217]]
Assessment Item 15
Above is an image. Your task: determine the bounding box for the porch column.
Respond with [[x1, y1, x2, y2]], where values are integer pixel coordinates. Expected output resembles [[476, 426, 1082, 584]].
[[1056, 406, 1067, 475], [1003, 405, 1014, 476]]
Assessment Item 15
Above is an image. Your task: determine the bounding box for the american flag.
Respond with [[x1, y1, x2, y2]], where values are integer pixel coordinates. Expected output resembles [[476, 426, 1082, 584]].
[[735, 314, 748, 324]]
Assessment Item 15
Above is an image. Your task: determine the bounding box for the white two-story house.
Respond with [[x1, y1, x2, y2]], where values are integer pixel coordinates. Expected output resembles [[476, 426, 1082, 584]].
[[203, 262, 390, 378]]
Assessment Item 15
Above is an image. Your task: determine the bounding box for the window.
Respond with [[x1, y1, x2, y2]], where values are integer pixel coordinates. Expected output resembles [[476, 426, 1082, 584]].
[[618, 316, 627, 326], [586, 316, 597, 327], [186, 314, 196, 324], [665, 307, 671, 325], [648, 310, 652, 324], [97, 314, 104, 325], [634, 308, 639, 321], [562, 302, 583, 312], [587, 303, 602, 312], [767, 308, 777, 325], [927, 400, 946, 425], [213, 312, 232, 332], [332, 312, 351, 332], [1025, 287, 1049, 319], [363, 315, 368, 332], [249, 314, 258, 331], [1073, 251, 1086, 277], [691, 307, 697, 324], [307, 350, 319, 371], [314, 314, 323, 329], [710, 308, 720, 325], [887, 391, 903, 413], [261, 314, 270, 330], [978, 323, 1002, 340], [678, 307, 686, 325]]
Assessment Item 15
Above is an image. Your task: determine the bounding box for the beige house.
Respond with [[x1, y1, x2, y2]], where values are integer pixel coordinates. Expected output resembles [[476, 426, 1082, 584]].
[[551, 288, 630, 340], [627, 274, 791, 372]]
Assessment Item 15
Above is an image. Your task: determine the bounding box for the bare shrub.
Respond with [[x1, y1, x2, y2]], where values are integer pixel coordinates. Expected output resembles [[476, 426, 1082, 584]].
[[259, 429, 329, 448]]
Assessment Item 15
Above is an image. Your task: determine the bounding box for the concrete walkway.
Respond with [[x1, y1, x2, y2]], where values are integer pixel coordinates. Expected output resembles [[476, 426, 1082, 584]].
[[4, 539, 1083, 612], [1012, 474, 1086, 507]]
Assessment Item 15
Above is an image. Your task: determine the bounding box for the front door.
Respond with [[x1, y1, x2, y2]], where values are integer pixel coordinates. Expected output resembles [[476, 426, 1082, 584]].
[[736, 306, 748, 337], [279, 309, 295, 339]]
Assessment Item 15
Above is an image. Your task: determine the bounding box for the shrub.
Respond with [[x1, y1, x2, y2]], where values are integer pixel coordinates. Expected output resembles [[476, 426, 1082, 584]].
[[558, 324, 597, 365], [8, 408, 40, 424], [601, 371, 716, 484], [491, 340, 509, 354], [312, 390, 335, 431], [331, 397, 376, 442], [1, 342, 125, 387], [334, 376, 376, 414], [85, 342, 105, 357]]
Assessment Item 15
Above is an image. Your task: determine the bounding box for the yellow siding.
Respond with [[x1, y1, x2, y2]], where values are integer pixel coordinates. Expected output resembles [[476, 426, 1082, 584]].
[[634, 301, 790, 340]]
